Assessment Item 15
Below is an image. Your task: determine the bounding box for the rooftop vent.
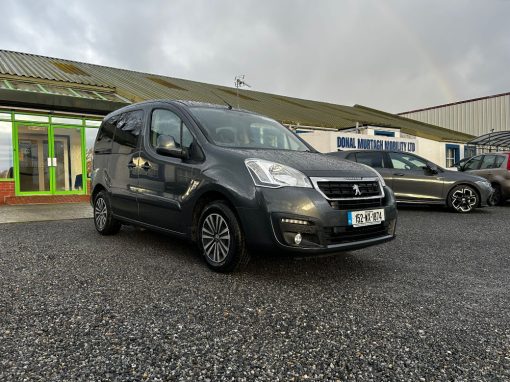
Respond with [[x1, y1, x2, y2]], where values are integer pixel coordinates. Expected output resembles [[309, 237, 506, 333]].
[[52, 62, 90, 76], [217, 88, 258, 101], [147, 77, 187, 91], [275, 97, 311, 109]]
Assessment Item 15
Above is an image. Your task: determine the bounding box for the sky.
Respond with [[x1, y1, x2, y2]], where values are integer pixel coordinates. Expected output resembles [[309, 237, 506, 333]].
[[1, 0, 509, 113]]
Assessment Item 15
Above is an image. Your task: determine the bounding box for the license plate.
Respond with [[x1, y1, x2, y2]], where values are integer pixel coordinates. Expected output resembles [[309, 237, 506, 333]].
[[348, 209, 385, 227]]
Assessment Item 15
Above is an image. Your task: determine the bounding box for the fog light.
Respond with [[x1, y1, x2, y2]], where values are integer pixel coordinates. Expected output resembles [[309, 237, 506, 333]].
[[294, 233, 302, 245]]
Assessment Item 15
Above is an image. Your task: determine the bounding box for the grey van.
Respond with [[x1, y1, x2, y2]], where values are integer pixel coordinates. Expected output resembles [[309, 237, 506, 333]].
[[91, 101, 397, 272]]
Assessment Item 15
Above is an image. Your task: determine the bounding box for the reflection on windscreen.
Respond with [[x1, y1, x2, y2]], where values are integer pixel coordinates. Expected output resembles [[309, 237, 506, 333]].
[[189, 107, 309, 151]]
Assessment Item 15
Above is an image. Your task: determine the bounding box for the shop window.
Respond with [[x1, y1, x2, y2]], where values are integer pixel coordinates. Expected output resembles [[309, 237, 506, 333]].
[[0, 121, 14, 179], [14, 114, 49, 123], [374, 130, 395, 137], [85, 120, 102, 127], [9, 80, 41, 92], [52, 117, 83, 126], [85, 127, 99, 178], [41, 84, 75, 96], [0, 112, 11, 121]]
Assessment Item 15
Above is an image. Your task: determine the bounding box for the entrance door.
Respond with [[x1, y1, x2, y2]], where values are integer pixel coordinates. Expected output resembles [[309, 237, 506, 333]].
[[52, 127, 85, 194], [15, 124, 51, 193], [14, 123, 85, 195]]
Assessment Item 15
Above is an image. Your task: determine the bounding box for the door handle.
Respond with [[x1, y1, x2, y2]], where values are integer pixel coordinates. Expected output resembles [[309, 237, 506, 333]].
[[141, 162, 152, 170], [127, 161, 136, 169], [393, 173, 405, 176]]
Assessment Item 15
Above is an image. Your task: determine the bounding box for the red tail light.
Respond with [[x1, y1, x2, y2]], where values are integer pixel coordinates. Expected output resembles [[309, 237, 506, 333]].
[[507, 154, 510, 170]]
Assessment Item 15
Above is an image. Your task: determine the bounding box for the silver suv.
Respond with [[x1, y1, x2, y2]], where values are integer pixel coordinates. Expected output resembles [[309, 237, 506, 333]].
[[459, 152, 510, 205]]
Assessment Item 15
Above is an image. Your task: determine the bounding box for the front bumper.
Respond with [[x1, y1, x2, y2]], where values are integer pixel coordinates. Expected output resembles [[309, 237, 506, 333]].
[[236, 185, 397, 254]]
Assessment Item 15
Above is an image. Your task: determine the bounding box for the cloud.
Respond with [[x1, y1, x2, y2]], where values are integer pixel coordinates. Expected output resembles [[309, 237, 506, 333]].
[[1, 0, 509, 113]]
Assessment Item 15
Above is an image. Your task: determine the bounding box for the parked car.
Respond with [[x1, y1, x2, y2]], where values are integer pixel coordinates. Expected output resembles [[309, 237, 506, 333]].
[[91, 101, 398, 272], [327, 150, 494, 213], [457, 152, 510, 205], [447, 156, 472, 171]]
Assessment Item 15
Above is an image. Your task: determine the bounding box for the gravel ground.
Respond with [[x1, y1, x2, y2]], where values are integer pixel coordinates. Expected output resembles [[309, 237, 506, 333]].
[[0, 206, 509, 381]]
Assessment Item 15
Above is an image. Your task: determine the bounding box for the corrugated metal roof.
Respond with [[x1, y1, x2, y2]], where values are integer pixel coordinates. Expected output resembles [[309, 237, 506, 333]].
[[0, 49, 472, 142]]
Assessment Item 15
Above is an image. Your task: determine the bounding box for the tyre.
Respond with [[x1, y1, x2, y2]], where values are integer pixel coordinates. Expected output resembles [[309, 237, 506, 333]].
[[93, 190, 121, 235], [198, 201, 250, 272], [490, 184, 503, 206], [447, 185, 479, 213]]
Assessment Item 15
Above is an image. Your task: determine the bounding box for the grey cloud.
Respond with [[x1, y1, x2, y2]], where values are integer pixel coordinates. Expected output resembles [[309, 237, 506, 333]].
[[1, 0, 509, 113]]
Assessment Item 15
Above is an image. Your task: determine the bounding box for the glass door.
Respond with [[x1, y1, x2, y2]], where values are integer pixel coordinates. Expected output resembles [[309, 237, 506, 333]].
[[52, 126, 85, 194], [15, 123, 51, 194], [14, 123, 85, 195]]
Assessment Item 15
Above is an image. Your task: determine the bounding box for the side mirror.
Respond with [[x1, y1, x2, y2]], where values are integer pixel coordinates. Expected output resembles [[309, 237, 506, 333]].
[[155, 135, 188, 159]]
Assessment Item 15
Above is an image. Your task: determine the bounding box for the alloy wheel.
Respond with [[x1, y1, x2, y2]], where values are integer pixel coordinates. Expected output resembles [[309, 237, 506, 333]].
[[451, 187, 477, 212], [95, 197, 107, 230], [201, 213, 231, 263]]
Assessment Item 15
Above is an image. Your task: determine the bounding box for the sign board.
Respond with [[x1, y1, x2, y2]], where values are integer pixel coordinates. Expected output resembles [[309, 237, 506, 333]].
[[336, 133, 417, 153]]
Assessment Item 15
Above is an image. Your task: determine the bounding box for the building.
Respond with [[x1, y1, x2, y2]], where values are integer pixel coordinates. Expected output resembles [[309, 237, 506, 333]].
[[0, 50, 471, 204], [399, 92, 510, 157]]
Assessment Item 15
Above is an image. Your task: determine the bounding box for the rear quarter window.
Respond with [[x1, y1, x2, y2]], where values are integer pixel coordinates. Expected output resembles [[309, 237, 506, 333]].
[[112, 110, 144, 154], [94, 116, 116, 154]]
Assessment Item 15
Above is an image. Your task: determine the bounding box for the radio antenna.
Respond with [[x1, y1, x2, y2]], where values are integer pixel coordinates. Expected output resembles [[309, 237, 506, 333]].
[[210, 90, 233, 110]]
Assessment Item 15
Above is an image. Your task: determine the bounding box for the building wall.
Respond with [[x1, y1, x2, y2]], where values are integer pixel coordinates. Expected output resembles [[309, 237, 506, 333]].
[[300, 127, 465, 167], [400, 94, 510, 137]]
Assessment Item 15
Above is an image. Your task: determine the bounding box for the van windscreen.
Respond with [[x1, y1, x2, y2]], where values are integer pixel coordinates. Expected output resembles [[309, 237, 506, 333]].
[[189, 107, 309, 151]]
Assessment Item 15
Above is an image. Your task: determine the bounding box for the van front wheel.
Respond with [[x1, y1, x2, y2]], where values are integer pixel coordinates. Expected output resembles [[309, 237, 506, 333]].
[[198, 201, 249, 272]]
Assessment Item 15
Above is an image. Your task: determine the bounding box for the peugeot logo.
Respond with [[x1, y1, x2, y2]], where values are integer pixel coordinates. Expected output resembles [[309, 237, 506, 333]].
[[352, 184, 362, 196]]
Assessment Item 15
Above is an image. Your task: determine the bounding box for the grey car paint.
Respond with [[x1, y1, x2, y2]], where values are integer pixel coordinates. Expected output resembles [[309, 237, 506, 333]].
[[327, 150, 493, 207]]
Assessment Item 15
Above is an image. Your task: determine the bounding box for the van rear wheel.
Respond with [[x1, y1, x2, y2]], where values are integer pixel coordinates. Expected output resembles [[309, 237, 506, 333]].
[[198, 201, 249, 272], [94, 190, 121, 235]]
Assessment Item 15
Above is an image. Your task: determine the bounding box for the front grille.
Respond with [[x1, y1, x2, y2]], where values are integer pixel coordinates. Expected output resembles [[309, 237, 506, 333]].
[[328, 198, 383, 210], [317, 180, 380, 199], [323, 224, 388, 245]]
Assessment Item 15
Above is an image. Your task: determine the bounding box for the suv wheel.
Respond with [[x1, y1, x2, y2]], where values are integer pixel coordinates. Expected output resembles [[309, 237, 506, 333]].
[[94, 190, 121, 235], [198, 201, 250, 272], [447, 185, 478, 213]]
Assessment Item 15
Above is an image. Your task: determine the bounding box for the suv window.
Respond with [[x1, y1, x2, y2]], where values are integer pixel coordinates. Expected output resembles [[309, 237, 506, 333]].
[[150, 109, 193, 150], [355, 151, 384, 168], [463, 155, 483, 171], [494, 155, 506, 168], [480, 155, 497, 169], [389, 152, 427, 170], [112, 110, 144, 154]]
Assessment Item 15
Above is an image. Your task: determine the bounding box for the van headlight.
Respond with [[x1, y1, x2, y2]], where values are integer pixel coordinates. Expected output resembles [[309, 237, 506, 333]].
[[245, 159, 312, 188]]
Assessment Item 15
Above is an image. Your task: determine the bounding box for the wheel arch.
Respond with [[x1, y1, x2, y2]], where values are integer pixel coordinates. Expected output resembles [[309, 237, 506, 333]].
[[190, 189, 240, 242]]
